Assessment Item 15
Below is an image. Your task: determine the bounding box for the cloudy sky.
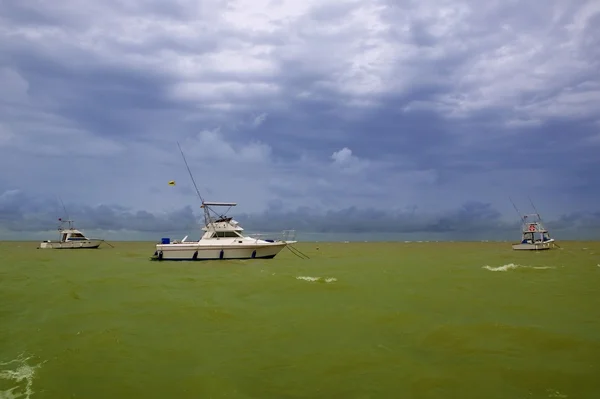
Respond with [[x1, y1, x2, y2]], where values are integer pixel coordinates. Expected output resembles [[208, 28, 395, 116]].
[[0, 0, 599, 241]]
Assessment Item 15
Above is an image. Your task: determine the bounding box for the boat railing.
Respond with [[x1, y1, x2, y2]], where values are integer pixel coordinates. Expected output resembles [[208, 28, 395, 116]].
[[281, 229, 296, 242], [247, 230, 297, 243]]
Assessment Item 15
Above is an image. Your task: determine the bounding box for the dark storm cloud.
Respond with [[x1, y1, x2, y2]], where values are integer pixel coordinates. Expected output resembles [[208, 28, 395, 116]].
[[0, 0, 599, 239], [0, 190, 198, 233], [1, 191, 599, 240]]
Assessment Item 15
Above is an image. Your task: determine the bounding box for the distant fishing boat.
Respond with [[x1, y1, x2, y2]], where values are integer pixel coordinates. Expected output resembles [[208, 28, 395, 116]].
[[150, 143, 305, 261], [510, 198, 558, 251], [38, 218, 104, 249]]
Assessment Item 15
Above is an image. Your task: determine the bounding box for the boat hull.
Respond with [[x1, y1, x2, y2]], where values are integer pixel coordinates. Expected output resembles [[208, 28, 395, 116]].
[[151, 242, 288, 261], [512, 240, 555, 251], [38, 240, 102, 249]]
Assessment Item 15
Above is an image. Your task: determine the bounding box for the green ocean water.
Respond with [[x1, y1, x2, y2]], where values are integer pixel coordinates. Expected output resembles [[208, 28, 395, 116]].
[[1, 240, 599, 398]]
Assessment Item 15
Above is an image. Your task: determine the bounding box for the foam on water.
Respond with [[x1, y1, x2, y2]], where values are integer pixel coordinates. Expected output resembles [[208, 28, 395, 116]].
[[0, 354, 44, 399], [482, 263, 554, 272], [296, 276, 337, 283], [547, 388, 568, 398]]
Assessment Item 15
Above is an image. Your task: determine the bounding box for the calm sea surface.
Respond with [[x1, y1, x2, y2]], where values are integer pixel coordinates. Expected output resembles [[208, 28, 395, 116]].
[[1, 241, 599, 398]]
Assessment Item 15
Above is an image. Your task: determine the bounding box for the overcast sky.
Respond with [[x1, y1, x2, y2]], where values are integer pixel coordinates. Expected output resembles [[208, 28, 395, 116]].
[[1, 0, 599, 241]]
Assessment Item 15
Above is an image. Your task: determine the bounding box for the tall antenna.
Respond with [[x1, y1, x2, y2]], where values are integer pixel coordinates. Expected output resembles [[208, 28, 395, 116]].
[[177, 141, 204, 204]]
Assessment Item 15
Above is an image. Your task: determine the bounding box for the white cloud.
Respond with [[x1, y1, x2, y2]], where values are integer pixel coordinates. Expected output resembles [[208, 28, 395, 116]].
[[2, 0, 597, 121], [505, 118, 542, 128], [185, 129, 272, 163], [331, 147, 370, 173], [516, 87, 600, 120], [331, 147, 354, 164], [252, 113, 268, 127], [394, 0, 599, 122], [168, 81, 279, 105]]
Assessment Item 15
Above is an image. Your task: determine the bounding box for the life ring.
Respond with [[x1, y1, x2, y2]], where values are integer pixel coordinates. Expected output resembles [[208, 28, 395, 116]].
[[528, 224, 536, 232]]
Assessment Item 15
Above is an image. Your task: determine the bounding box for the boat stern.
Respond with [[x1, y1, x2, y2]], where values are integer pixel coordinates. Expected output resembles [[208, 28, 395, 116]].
[[512, 241, 554, 251]]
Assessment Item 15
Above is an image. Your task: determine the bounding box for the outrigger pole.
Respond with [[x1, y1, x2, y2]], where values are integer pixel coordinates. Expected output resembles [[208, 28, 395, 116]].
[[176, 142, 234, 229], [509, 197, 524, 222], [528, 196, 543, 222], [58, 196, 70, 221], [176, 141, 205, 204], [176, 141, 210, 227]]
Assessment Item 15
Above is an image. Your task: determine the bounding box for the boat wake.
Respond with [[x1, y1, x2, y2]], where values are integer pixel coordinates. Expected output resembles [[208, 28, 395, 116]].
[[296, 276, 337, 283], [482, 263, 554, 272], [0, 354, 44, 399]]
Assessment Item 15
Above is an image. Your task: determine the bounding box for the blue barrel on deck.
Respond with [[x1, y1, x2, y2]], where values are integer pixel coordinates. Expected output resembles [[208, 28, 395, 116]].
[[161, 237, 170, 244]]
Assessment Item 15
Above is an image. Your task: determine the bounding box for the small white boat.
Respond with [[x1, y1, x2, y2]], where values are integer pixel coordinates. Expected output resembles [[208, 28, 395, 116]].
[[511, 214, 556, 250], [151, 201, 297, 261], [509, 196, 559, 252], [38, 219, 104, 249]]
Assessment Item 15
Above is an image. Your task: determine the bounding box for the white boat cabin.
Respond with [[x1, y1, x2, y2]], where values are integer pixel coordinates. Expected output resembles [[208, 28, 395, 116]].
[[196, 216, 282, 243], [56, 219, 91, 242], [60, 229, 90, 242], [197, 202, 270, 241], [519, 216, 553, 244], [202, 216, 243, 238]]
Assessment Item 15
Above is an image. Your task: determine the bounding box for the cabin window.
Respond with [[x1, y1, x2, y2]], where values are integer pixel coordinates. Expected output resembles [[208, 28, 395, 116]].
[[70, 233, 85, 238], [215, 231, 240, 238]]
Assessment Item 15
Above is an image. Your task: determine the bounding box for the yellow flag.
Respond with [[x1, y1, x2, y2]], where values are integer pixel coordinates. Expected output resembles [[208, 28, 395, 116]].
[[168, 180, 176, 186]]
